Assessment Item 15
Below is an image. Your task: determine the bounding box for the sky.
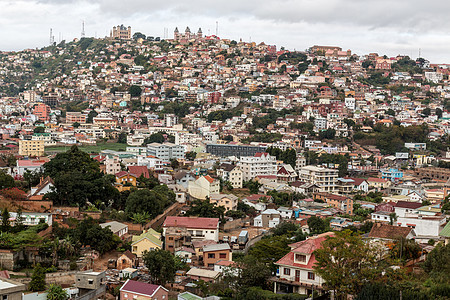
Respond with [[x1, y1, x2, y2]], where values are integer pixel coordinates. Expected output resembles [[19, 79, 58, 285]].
[[1, 0, 450, 63]]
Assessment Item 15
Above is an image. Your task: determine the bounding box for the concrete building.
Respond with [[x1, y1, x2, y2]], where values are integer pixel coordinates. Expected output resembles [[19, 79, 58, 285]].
[[188, 175, 220, 200], [209, 194, 238, 212], [119, 279, 168, 300], [66, 112, 87, 124], [146, 142, 185, 161], [33, 103, 51, 122], [0, 278, 26, 300], [111, 25, 131, 40], [19, 139, 44, 157], [203, 243, 232, 267], [298, 166, 338, 192], [239, 152, 277, 181], [206, 144, 267, 158]]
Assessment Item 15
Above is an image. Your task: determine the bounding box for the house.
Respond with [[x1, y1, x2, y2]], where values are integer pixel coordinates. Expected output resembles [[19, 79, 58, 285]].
[[209, 194, 238, 211], [162, 217, 220, 252], [115, 171, 138, 190], [345, 177, 369, 193], [131, 229, 163, 258], [74, 270, 106, 299], [394, 201, 423, 218], [175, 247, 196, 263], [188, 175, 220, 200], [119, 268, 138, 280], [116, 251, 137, 270], [100, 221, 128, 238], [239, 152, 277, 181], [313, 192, 353, 215], [242, 194, 270, 212], [254, 209, 281, 228], [229, 166, 243, 189], [173, 171, 196, 189], [277, 207, 293, 219], [186, 268, 220, 283], [29, 176, 54, 199], [128, 166, 150, 179], [0, 278, 25, 300], [439, 222, 450, 245], [367, 177, 391, 191], [396, 214, 446, 242], [214, 260, 240, 276], [277, 164, 298, 183], [273, 232, 334, 295], [368, 223, 416, 241], [202, 243, 232, 267], [298, 166, 338, 193], [120, 279, 168, 300]]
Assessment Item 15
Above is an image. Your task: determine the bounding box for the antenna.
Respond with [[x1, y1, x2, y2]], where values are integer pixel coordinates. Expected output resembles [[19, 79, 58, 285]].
[[216, 21, 218, 36], [81, 20, 85, 38], [418, 48, 421, 59], [49, 28, 54, 45]]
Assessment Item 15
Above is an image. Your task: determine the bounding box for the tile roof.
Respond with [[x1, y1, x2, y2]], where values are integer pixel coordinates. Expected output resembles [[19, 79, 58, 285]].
[[128, 166, 150, 179], [120, 279, 164, 297], [394, 201, 423, 209], [163, 216, 219, 230], [368, 223, 414, 239], [203, 175, 215, 183]]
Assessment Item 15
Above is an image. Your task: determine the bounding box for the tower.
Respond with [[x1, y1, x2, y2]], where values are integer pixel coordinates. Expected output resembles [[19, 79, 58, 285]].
[[174, 27, 179, 41], [49, 28, 54, 45], [197, 28, 203, 40], [185, 26, 191, 39], [81, 21, 85, 38]]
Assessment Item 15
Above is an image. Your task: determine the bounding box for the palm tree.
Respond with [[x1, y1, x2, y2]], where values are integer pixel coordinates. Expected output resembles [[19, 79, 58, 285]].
[[131, 212, 151, 229]]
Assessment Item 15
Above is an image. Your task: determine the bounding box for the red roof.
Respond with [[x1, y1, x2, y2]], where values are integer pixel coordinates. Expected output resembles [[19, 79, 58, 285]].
[[128, 166, 150, 179], [276, 232, 334, 270], [345, 177, 367, 186], [163, 216, 219, 229], [367, 177, 388, 183], [120, 279, 164, 297], [203, 175, 215, 183], [254, 152, 269, 157], [394, 201, 422, 209]]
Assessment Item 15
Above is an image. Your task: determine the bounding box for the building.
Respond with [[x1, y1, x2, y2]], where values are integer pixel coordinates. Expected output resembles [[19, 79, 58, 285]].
[[186, 267, 220, 283], [209, 194, 238, 212], [105, 156, 121, 175], [313, 192, 353, 215], [131, 229, 162, 258], [33, 103, 51, 122], [0, 278, 26, 300], [254, 209, 281, 228], [415, 167, 450, 181], [188, 175, 220, 200], [298, 166, 338, 192], [93, 117, 118, 127], [273, 232, 334, 295], [206, 144, 267, 158], [116, 251, 137, 270], [100, 221, 128, 238], [111, 25, 132, 40], [146, 142, 185, 161], [74, 270, 106, 299], [202, 243, 232, 267], [66, 112, 87, 124], [380, 168, 403, 182], [367, 177, 391, 191], [239, 152, 277, 181], [119, 279, 168, 300], [162, 216, 220, 252], [18, 139, 44, 157]]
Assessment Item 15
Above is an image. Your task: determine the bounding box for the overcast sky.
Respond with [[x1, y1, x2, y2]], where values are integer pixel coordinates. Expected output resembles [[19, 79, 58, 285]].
[[2, 0, 450, 63]]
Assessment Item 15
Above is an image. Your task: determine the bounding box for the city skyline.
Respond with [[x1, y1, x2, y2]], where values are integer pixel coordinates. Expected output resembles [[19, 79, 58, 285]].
[[2, 0, 450, 62]]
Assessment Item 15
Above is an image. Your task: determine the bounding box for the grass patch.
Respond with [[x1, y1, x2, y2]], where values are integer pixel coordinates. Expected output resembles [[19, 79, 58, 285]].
[[45, 143, 128, 154]]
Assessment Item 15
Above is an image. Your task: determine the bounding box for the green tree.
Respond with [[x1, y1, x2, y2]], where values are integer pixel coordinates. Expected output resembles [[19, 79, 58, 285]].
[[0, 170, 15, 189], [29, 263, 46, 291], [144, 132, 165, 144], [314, 231, 384, 299], [131, 212, 151, 226], [185, 199, 225, 220], [46, 284, 68, 300], [72, 122, 80, 128], [86, 110, 98, 123], [185, 151, 197, 161], [1, 208, 10, 232], [129, 85, 142, 98], [142, 249, 176, 285], [125, 188, 174, 219], [307, 216, 329, 234], [423, 242, 450, 283], [117, 132, 127, 144], [243, 180, 262, 194], [34, 126, 45, 133], [71, 218, 120, 255]]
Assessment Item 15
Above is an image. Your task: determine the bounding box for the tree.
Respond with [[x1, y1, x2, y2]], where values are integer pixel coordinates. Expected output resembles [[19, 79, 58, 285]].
[[185, 199, 225, 220], [185, 151, 197, 161], [170, 159, 179, 170], [131, 212, 151, 226], [34, 126, 45, 133], [314, 231, 384, 299], [125, 188, 174, 219], [72, 122, 80, 128], [117, 132, 127, 144], [142, 249, 176, 285], [29, 263, 46, 291], [243, 180, 262, 194], [129, 85, 142, 98], [423, 242, 450, 284], [144, 132, 165, 144], [86, 110, 98, 123], [307, 216, 329, 234], [133, 32, 146, 40], [1, 208, 10, 232], [237, 255, 272, 289], [0, 170, 15, 189], [71, 217, 120, 255], [46, 284, 68, 300]]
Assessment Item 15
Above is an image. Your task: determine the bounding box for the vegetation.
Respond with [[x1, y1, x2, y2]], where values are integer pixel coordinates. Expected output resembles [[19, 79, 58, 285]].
[[142, 249, 176, 285]]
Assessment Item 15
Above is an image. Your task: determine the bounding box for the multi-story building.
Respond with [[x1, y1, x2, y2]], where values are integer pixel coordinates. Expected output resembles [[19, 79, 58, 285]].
[[0, 278, 26, 300], [146, 142, 185, 161], [298, 166, 338, 192], [206, 144, 267, 158], [209, 194, 238, 212], [111, 25, 131, 40], [203, 244, 232, 268], [18, 139, 44, 156], [188, 175, 220, 200], [380, 168, 403, 182], [229, 166, 243, 188], [105, 156, 121, 175], [273, 232, 334, 295], [66, 111, 87, 124], [93, 117, 118, 128], [239, 152, 277, 181], [33, 103, 51, 122]]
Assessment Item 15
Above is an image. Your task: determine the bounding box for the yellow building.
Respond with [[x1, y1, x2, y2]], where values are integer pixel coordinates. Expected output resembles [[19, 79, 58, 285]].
[[19, 139, 44, 156], [131, 229, 162, 257]]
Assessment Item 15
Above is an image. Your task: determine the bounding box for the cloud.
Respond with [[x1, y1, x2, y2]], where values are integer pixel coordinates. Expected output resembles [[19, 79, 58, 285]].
[[1, 0, 450, 62]]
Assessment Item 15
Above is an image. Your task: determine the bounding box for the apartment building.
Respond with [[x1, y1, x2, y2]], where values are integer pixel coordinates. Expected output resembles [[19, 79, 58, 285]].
[[66, 111, 87, 124], [298, 166, 338, 192], [33, 103, 51, 122], [239, 152, 277, 181], [19, 139, 44, 156], [146, 142, 185, 161], [209, 194, 238, 212]]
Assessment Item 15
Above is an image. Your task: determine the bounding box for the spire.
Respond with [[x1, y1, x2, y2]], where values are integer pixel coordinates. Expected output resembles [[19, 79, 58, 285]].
[[185, 26, 191, 33], [198, 28, 202, 33], [174, 27, 179, 33]]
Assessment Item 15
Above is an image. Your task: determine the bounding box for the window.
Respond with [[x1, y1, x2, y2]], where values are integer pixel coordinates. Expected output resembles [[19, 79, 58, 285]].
[[219, 253, 227, 259], [308, 272, 315, 280], [3, 296, 8, 300], [295, 254, 306, 263], [283, 268, 291, 275], [124, 294, 128, 298], [88, 279, 94, 284], [208, 253, 215, 259]]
